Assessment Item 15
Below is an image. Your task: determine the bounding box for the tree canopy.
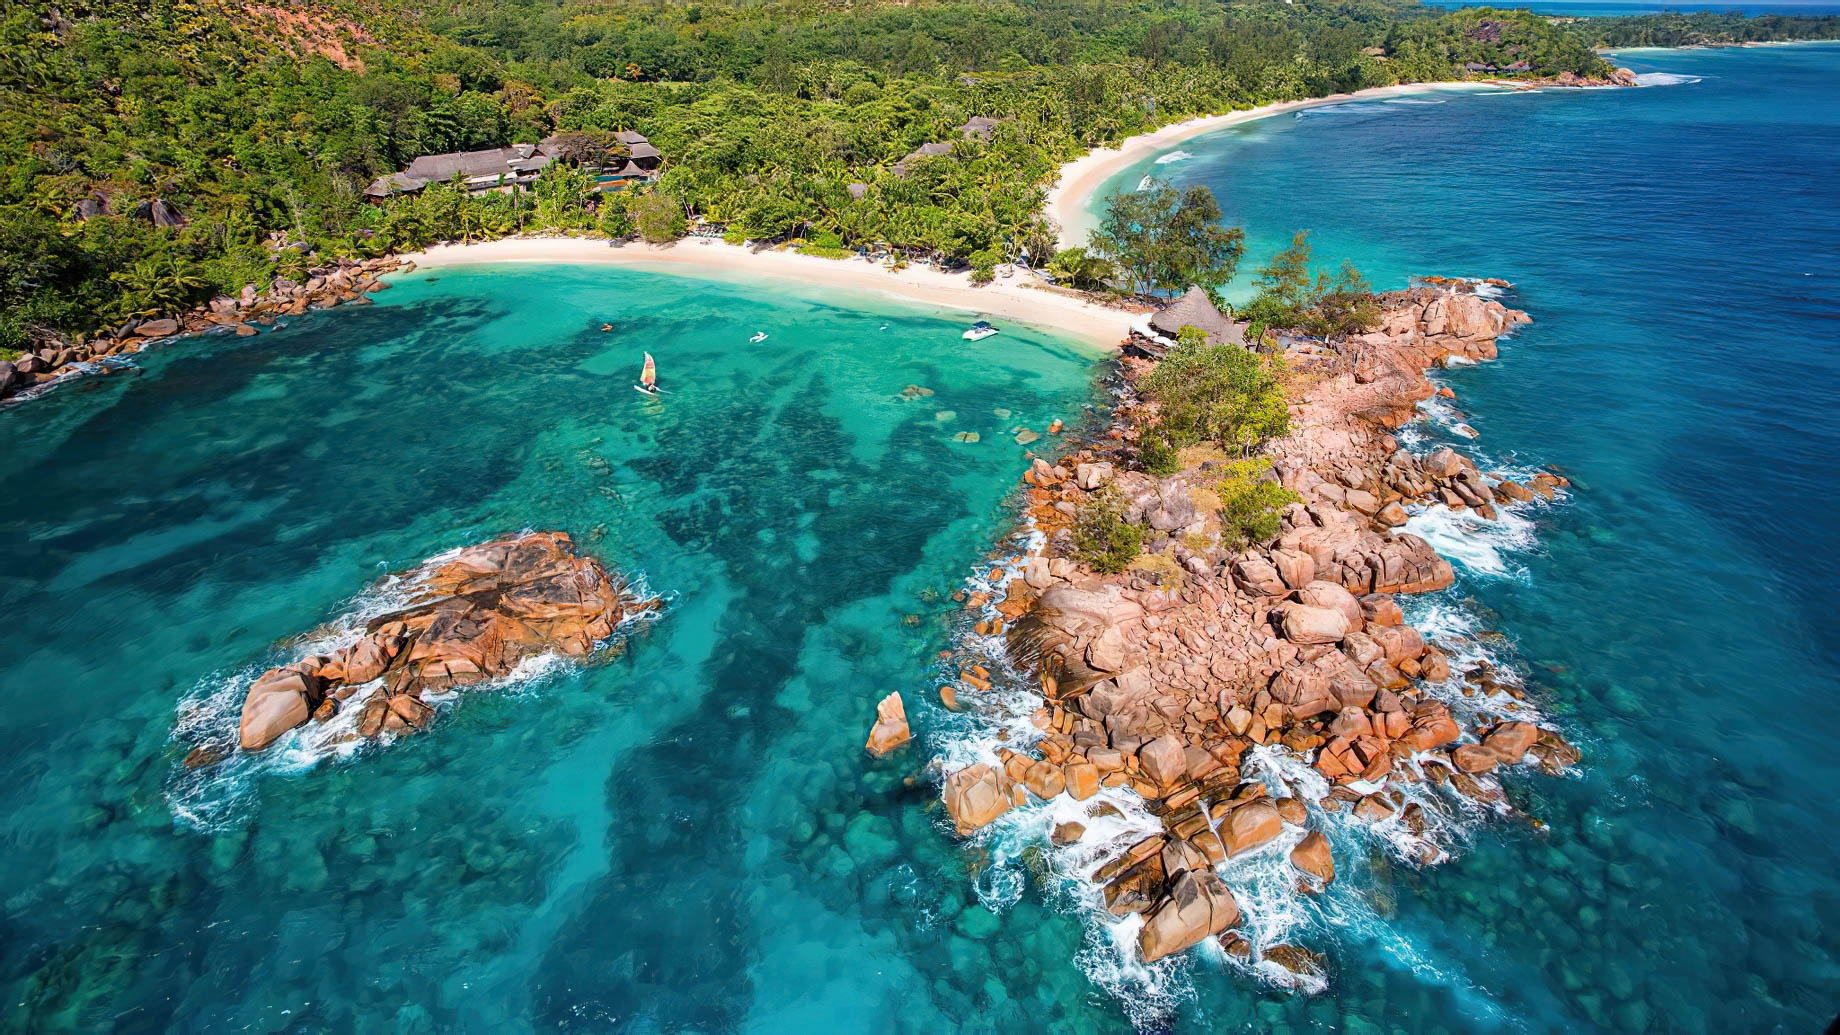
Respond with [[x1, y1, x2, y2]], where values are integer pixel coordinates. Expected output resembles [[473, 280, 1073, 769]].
[[1090, 180, 1245, 298], [0, 0, 1765, 351]]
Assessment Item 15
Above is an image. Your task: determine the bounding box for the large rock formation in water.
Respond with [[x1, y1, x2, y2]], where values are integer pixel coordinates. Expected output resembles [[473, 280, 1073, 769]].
[[238, 531, 648, 751], [936, 281, 1581, 977]]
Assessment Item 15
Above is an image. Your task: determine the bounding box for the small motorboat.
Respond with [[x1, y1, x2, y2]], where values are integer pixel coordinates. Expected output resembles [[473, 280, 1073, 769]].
[[962, 321, 999, 342], [633, 351, 662, 396], [749, 331, 768, 343]]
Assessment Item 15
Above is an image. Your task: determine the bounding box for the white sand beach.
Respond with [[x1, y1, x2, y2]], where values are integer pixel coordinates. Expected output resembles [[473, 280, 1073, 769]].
[[1043, 82, 1511, 249], [401, 236, 1145, 349]]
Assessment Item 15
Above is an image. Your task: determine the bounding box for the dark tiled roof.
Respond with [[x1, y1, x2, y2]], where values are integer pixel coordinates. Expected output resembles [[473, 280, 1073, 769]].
[[401, 147, 549, 182], [893, 141, 954, 176], [959, 115, 1001, 139]]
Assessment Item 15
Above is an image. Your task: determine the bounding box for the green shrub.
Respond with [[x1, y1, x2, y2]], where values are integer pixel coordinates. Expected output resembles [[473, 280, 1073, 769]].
[[1046, 247, 1116, 291], [1210, 458, 1302, 549], [1072, 485, 1145, 574], [1246, 231, 1380, 336], [632, 192, 687, 243], [1137, 432, 1182, 476], [969, 247, 1000, 285], [1140, 327, 1290, 453]]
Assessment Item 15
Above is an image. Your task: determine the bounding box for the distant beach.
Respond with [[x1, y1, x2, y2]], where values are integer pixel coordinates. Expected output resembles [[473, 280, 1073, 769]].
[[1043, 82, 1512, 249], [402, 236, 1145, 349]]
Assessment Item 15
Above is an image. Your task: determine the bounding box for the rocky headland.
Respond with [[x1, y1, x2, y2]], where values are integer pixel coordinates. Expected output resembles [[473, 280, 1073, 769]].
[[201, 531, 652, 761], [0, 255, 413, 405], [932, 281, 1579, 976]]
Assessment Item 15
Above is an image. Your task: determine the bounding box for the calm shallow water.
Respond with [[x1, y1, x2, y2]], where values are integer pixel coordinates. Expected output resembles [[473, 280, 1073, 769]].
[[4, 45, 1838, 1035], [1093, 42, 1840, 1031], [0, 265, 1122, 1030]]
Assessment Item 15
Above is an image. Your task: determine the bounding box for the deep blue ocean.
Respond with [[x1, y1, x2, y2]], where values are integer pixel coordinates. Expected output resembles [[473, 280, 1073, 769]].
[[1091, 42, 1840, 1030], [1, 43, 1836, 1034]]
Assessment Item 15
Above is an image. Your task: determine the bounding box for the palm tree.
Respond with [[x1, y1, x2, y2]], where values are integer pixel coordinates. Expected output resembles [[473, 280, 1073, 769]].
[[110, 255, 208, 318]]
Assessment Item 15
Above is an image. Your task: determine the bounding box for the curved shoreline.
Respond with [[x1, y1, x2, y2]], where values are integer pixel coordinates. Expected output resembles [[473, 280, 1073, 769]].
[[1043, 82, 1515, 250], [400, 236, 1145, 350]]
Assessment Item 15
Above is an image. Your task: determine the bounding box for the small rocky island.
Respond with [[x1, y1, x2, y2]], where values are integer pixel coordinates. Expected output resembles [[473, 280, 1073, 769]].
[[935, 281, 1581, 973], [235, 531, 651, 753]]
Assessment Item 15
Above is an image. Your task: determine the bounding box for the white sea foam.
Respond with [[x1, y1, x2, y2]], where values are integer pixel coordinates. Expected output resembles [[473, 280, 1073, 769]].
[[164, 554, 664, 830], [1635, 72, 1703, 87], [1135, 176, 1154, 192], [930, 451, 1568, 1019], [1402, 503, 1536, 579], [1384, 97, 1447, 106], [1153, 150, 1193, 164]]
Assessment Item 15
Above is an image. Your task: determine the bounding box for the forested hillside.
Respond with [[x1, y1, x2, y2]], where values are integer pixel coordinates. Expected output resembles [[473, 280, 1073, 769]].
[[0, 0, 1628, 350], [1583, 11, 1840, 48]]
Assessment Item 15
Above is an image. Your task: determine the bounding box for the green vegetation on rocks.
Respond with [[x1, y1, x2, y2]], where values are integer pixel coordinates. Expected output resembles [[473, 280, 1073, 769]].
[[1090, 180, 1245, 298], [1207, 457, 1302, 549], [1072, 485, 1146, 575], [1139, 327, 1290, 453], [1240, 230, 1379, 338]]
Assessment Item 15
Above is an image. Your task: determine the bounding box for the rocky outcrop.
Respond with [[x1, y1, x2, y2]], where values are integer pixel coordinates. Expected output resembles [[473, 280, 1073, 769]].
[[233, 531, 648, 752], [1138, 867, 1241, 963], [1290, 830, 1335, 886], [932, 280, 1579, 974], [865, 691, 912, 757], [1, 255, 410, 406], [943, 764, 1018, 835]]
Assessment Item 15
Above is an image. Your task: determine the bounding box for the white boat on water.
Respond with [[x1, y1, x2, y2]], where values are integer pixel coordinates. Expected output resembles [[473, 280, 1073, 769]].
[[962, 321, 999, 342]]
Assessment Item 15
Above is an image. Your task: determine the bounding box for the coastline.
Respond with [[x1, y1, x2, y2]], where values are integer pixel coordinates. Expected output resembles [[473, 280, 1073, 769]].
[[933, 279, 1579, 989], [400, 236, 1145, 350], [1043, 82, 1513, 250]]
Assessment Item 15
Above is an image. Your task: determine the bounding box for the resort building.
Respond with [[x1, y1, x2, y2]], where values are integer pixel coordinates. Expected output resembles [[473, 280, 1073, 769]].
[[363, 130, 663, 200], [1139, 286, 1249, 357], [364, 144, 553, 199], [892, 141, 955, 177], [890, 116, 1005, 177], [592, 130, 663, 192]]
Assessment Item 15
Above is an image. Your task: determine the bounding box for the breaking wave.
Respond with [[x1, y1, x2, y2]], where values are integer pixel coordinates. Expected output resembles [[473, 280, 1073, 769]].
[[164, 550, 663, 831], [1635, 72, 1703, 88], [1153, 150, 1193, 164]]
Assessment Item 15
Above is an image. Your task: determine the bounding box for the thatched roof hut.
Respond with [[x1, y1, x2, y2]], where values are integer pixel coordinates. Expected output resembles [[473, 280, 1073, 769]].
[[1149, 286, 1246, 346]]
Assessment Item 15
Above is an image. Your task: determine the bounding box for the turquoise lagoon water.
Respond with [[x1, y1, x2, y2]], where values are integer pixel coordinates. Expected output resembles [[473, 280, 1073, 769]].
[[1088, 42, 1840, 1031], [0, 265, 1124, 1030], [3, 45, 1838, 1035]]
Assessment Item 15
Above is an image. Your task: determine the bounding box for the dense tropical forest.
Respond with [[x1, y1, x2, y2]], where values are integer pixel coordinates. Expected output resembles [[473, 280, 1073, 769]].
[[1583, 12, 1840, 48], [0, 0, 1821, 352]]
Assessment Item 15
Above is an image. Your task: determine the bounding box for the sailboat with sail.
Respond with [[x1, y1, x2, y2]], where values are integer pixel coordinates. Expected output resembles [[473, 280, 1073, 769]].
[[634, 352, 661, 396]]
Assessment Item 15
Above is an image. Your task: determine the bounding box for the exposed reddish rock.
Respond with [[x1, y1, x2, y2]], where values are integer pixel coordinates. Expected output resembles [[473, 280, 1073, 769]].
[[1139, 734, 1188, 789], [1483, 720, 1539, 764], [943, 764, 1014, 835], [1276, 603, 1350, 645], [1290, 830, 1335, 885], [1219, 801, 1282, 857], [235, 531, 645, 752], [1139, 868, 1241, 963], [1453, 743, 1499, 773], [865, 691, 912, 757]]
